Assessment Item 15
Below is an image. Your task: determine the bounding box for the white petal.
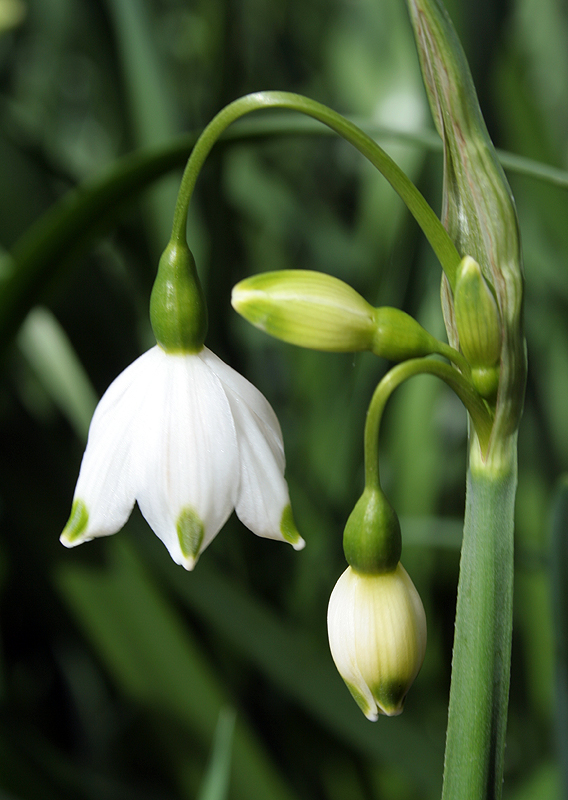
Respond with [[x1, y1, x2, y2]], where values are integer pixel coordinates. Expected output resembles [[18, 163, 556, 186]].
[[230, 393, 292, 540], [327, 568, 379, 721], [61, 348, 157, 546], [201, 347, 285, 469], [135, 349, 239, 568], [204, 348, 303, 549]]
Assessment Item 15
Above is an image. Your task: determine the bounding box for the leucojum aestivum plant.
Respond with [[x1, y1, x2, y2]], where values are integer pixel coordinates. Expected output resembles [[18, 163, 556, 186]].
[[57, 0, 525, 796]]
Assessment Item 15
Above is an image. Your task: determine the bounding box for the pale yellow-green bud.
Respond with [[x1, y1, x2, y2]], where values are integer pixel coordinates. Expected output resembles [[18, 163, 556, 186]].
[[232, 270, 446, 361], [327, 564, 427, 720], [454, 256, 501, 398], [231, 270, 376, 352]]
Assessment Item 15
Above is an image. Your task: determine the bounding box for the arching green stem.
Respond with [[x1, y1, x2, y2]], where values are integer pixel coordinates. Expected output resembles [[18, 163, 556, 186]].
[[170, 92, 461, 286], [364, 358, 493, 490], [434, 340, 471, 376]]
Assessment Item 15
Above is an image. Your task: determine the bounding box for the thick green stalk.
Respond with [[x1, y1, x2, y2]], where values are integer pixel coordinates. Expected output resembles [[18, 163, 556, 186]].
[[442, 436, 517, 800]]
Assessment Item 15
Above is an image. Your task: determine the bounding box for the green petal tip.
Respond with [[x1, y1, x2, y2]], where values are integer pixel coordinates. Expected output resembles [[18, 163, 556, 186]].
[[60, 499, 89, 547], [280, 505, 305, 550], [344, 680, 378, 722], [177, 506, 205, 569]]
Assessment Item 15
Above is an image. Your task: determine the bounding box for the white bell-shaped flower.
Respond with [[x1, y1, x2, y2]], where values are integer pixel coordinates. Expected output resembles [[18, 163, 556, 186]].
[[60, 345, 304, 569], [327, 564, 426, 720]]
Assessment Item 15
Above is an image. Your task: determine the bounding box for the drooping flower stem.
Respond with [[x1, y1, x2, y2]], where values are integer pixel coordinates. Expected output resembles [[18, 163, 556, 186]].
[[170, 91, 461, 285], [442, 437, 517, 800], [363, 358, 492, 491]]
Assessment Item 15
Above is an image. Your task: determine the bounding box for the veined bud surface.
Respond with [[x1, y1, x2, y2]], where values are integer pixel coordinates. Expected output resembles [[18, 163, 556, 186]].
[[232, 270, 376, 352], [327, 564, 427, 720], [454, 256, 501, 398], [232, 270, 445, 361]]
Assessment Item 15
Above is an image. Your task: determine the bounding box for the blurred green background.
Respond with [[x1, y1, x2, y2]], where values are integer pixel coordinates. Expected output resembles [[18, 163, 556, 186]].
[[0, 0, 566, 797]]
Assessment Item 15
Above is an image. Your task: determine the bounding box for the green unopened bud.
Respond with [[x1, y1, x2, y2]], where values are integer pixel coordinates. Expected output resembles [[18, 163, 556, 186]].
[[150, 239, 208, 353], [342, 485, 401, 574], [327, 563, 427, 719], [231, 270, 376, 352], [454, 256, 501, 366], [454, 256, 501, 398], [232, 270, 447, 362]]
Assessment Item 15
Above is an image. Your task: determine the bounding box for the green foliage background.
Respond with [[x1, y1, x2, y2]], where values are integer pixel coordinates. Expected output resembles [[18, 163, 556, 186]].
[[0, 0, 565, 797]]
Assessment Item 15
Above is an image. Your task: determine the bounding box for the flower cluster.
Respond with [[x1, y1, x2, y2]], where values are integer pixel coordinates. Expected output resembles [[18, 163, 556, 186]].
[[60, 97, 434, 726]]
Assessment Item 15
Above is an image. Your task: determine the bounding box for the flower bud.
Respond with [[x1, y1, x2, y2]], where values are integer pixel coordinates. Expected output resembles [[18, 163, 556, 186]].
[[454, 257, 501, 366], [231, 270, 376, 352], [342, 485, 401, 574], [454, 256, 501, 398], [150, 239, 208, 354], [327, 564, 427, 719], [232, 270, 445, 361]]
